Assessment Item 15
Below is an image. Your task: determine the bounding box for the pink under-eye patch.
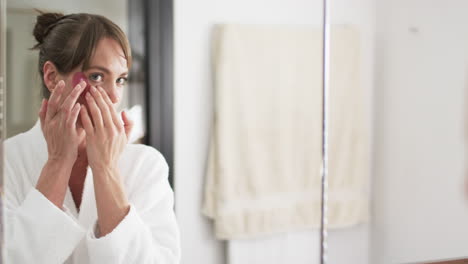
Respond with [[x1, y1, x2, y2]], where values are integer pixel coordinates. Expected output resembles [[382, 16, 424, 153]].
[[72, 72, 91, 95]]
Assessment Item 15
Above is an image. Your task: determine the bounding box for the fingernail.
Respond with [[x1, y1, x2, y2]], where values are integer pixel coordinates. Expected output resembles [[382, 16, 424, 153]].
[[91, 86, 97, 93], [86, 92, 91, 99]]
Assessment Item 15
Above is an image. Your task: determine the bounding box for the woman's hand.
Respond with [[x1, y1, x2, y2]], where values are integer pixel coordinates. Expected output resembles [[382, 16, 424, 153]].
[[80, 86, 134, 236], [39, 79, 87, 164], [79, 86, 133, 171], [36, 79, 86, 208]]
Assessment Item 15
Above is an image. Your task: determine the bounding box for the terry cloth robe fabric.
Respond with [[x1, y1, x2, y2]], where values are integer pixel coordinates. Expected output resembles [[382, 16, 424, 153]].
[[203, 24, 369, 240], [4, 120, 181, 264]]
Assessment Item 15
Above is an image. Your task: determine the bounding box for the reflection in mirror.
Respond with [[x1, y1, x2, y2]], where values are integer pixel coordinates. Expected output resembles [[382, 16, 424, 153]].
[[3, 1, 180, 263]]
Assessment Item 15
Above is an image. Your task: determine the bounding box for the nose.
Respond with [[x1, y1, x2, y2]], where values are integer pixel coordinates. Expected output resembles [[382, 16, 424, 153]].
[[104, 83, 120, 104]]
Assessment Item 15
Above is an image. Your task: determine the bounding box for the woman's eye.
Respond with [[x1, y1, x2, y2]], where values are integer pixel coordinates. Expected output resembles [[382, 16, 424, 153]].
[[89, 73, 103, 82], [117, 77, 128, 85]]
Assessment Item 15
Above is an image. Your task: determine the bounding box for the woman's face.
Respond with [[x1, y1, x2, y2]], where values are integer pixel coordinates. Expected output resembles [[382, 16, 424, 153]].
[[62, 37, 129, 110]]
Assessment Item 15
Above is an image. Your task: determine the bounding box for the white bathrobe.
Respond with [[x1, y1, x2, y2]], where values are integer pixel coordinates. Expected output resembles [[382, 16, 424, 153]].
[[4, 121, 181, 264]]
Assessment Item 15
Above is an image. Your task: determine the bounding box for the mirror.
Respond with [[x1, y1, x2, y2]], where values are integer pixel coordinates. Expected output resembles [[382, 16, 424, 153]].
[[3, 0, 468, 264]]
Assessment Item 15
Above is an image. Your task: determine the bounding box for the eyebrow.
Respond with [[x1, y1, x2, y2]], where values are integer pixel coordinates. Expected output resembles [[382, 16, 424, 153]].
[[87, 65, 128, 76]]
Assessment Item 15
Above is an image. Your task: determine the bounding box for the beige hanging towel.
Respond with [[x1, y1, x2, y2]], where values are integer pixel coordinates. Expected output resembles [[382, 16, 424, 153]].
[[203, 24, 369, 240]]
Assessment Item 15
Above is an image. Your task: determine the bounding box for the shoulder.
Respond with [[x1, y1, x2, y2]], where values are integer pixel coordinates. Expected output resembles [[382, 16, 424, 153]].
[[120, 143, 169, 180], [4, 133, 26, 177], [4, 128, 43, 171], [120, 144, 171, 199], [123, 144, 168, 167], [4, 126, 46, 197], [4, 131, 30, 157], [4, 122, 44, 166]]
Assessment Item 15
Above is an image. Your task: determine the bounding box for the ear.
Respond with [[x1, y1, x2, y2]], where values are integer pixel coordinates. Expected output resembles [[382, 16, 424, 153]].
[[42, 61, 60, 93]]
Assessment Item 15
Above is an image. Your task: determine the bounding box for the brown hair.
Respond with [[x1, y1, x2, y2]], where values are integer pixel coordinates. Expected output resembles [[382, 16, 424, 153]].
[[31, 10, 132, 98]]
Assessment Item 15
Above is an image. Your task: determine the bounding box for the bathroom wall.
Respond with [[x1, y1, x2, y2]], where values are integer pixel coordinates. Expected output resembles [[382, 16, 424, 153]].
[[173, 0, 375, 263], [372, 0, 468, 263]]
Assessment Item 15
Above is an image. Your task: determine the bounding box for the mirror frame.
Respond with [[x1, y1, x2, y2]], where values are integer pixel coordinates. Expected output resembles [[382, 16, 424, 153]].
[[0, 0, 6, 261]]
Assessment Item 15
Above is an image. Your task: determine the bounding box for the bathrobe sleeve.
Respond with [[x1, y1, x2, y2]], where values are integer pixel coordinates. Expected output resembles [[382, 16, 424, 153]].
[[4, 161, 87, 264], [86, 147, 181, 264]]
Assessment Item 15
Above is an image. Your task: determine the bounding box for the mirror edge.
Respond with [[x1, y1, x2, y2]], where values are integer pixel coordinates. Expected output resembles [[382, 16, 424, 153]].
[[0, 0, 6, 262]]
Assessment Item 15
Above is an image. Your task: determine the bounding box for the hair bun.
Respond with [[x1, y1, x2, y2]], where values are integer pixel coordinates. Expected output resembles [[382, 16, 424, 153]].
[[32, 11, 65, 49]]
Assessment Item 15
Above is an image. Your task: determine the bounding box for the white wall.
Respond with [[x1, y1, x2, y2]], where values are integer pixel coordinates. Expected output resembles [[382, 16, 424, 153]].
[[173, 0, 375, 263], [372, 0, 468, 263]]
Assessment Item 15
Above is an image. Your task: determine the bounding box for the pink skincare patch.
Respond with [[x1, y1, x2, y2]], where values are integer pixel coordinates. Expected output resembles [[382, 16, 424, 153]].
[[72, 72, 91, 95]]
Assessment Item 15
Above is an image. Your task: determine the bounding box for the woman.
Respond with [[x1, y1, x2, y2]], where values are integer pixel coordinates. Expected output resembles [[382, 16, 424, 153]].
[[4, 12, 180, 264]]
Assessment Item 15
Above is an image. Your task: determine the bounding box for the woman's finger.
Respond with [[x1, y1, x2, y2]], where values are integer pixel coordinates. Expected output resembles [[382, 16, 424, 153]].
[[38, 99, 47, 124], [60, 80, 86, 114], [80, 106, 94, 135], [90, 86, 113, 129], [85, 91, 104, 129], [121, 111, 134, 139], [97, 86, 122, 130], [45, 80, 65, 122], [66, 103, 81, 130]]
